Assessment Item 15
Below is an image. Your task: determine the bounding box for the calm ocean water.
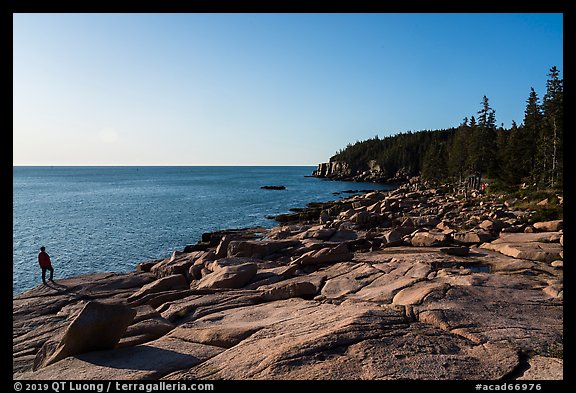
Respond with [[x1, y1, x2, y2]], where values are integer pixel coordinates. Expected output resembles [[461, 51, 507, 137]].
[[13, 166, 394, 295]]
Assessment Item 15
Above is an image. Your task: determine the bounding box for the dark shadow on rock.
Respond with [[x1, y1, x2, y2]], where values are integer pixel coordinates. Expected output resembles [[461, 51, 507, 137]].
[[75, 345, 203, 372], [44, 281, 69, 291], [468, 250, 489, 257]]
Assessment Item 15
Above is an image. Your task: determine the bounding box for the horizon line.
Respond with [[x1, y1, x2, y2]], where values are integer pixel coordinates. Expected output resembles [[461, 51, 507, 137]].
[[13, 164, 320, 167]]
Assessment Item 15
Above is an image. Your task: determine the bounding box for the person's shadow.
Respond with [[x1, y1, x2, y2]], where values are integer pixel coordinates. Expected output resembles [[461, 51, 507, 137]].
[[44, 280, 69, 293]]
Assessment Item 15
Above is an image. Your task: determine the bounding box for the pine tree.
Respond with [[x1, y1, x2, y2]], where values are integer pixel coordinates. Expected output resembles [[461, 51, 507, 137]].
[[542, 66, 563, 188], [516, 88, 543, 186], [448, 118, 469, 182], [494, 125, 509, 184], [421, 142, 448, 182], [465, 116, 480, 175], [476, 95, 498, 178]]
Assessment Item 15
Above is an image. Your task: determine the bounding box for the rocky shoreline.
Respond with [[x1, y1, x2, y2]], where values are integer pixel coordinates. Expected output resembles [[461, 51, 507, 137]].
[[13, 180, 563, 380]]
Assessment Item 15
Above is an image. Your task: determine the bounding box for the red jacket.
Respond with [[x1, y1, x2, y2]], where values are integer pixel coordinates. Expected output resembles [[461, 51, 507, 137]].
[[38, 251, 52, 268]]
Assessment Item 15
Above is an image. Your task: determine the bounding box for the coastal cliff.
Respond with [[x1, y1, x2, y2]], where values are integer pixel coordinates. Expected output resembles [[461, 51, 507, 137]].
[[13, 182, 563, 380], [312, 160, 410, 184], [312, 160, 405, 183]]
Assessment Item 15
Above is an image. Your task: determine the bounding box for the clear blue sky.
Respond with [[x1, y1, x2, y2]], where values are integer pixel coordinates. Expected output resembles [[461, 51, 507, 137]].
[[13, 13, 563, 166]]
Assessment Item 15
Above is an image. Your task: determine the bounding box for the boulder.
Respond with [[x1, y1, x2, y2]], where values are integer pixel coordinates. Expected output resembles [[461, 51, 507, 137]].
[[227, 240, 298, 258], [382, 228, 407, 246], [411, 231, 448, 247], [195, 263, 257, 289], [550, 260, 563, 268], [261, 278, 321, 301], [127, 274, 188, 303], [298, 227, 336, 241], [136, 260, 161, 273], [479, 219, 506, 232], [25, 337, 224, 380], [119, 306, 175, 345], [292, 243, 353, 266], [151, 251, 204, 278], [453, 230, 493, 245], [328, 230, 358, 243], [34, 301, 136, 369], [412, 215, 441, 228], [350, 211, 371, 225], [533, 220, 563, 232], [215, 235, 235, 258]]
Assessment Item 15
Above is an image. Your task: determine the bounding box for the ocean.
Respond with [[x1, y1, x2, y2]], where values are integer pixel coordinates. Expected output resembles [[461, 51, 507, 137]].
[[13, 166, 394, 295]]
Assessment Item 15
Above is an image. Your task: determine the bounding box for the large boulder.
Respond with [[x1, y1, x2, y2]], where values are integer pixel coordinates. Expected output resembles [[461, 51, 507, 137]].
[[411, 231, 449, 247], [195, 263, 257, 289], [34, 301, 136, 369], [260, 275, 324, 301], [151, 251, 204, 278], [533, 220, 563, 232]]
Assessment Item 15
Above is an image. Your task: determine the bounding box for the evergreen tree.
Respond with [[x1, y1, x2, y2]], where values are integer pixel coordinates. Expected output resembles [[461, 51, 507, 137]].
[[465, 116, 480, 175], [494, 125, 509, 183], [421, 142, 448, 182], [476, 95, 498, 178], [327, 69, 561, 191], [516, 88, 543, 186], [448, 118, 469, 182], [541, 66, 563, 188]]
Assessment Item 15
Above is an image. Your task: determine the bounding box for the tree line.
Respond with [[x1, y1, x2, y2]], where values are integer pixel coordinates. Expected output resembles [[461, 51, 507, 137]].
[[331, 66, 563, 190]]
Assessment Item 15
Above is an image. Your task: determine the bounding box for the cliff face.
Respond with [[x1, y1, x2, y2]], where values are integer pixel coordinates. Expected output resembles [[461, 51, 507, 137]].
[[312, 160, 398, 183], [312, 161, 354, 178]]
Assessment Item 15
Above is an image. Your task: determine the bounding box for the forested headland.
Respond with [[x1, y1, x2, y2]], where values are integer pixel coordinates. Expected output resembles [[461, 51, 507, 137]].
[[319, 66, 563, 193]]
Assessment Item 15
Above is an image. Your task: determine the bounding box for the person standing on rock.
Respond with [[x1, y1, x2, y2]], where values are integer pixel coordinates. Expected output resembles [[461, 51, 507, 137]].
[[38, 246, 54, 285]]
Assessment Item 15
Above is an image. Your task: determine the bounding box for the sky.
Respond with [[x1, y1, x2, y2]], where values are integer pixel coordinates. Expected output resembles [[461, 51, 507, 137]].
[[13, 13, 563, 166]]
